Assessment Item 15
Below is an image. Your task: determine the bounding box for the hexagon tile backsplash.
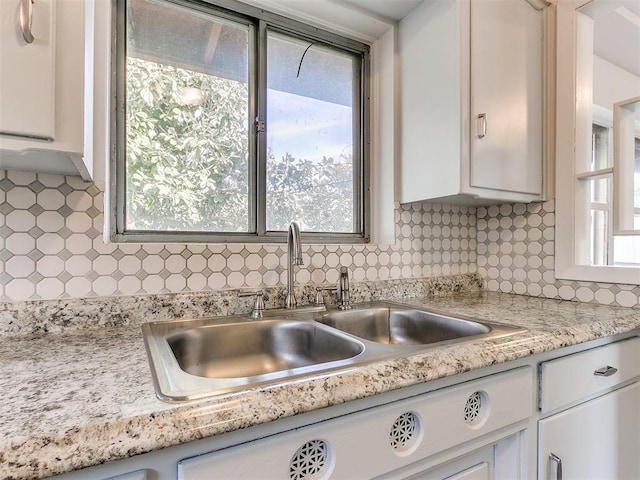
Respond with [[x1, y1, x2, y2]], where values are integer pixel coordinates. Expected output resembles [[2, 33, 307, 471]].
[[0, 169, 638, 307], [0, 169, 476, 302]]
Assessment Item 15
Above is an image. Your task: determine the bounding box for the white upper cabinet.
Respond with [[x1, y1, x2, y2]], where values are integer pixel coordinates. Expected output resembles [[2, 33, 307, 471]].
[[399, 0, 545, 205], [0, 0, 55, 140], [0, 0, 94, 180]]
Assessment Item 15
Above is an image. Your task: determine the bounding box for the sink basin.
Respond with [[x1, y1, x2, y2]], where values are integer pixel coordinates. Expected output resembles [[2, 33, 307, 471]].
[[142, 316, 365, 401], [316, 302, 511, 345], [142, 302, 524, 402], [167, 320, 364, 378]]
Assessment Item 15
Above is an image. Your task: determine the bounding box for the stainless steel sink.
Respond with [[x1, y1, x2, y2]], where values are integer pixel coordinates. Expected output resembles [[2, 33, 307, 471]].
[[167, 320, 364, 378], [142, 301, 524, 402], [142, 316, 365, 401], [316, 303, 495, 345]]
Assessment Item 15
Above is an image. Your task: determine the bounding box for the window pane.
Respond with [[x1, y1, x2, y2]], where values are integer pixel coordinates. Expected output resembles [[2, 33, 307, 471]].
[[590, 209, 609, 266], [635, 137, 640, 209], [591, 124, 609, 171], [125, 0, 250, 232], [613, 235, 640, 266], [265, 30, 357, 232], [590, 177, 609, 204]]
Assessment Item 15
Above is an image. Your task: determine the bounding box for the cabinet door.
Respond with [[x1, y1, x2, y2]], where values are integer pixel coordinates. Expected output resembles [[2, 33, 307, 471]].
[[0, 0, 55, 139], [406, 447, 493, 480], [445, 463, 489, 480], [396, 431, 525, 480], [104, 470, 148, 480], [538, 382, 640, 479], [469, 0, 543, 195]]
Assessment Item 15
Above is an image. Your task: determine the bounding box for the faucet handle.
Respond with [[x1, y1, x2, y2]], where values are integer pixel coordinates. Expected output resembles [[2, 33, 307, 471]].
[[338, 266, 352, 310], [313, 287, 336, 306], [238, 290, 269, 300], [238, 290, 268, 319]]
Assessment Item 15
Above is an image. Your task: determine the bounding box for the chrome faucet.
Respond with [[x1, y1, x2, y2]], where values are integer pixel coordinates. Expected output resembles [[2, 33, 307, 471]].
[[238, 290, 267, 319], [338, 266, 352, 310], [285, 221, 303, 308]]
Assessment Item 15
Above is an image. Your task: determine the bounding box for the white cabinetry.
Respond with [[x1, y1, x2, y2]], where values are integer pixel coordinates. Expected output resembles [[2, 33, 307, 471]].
[[399, 430, 525, 480], [398, 0, 544, 205], [0, 0, 55, 140], [386, 431, 526, 480], [0, 0, 95, 180], [538, 337, 640, 479], [104, 470, 148, 480], [179, 367, 532, 479], [539, 384, 640, 480], [50, 335, 640, 480]]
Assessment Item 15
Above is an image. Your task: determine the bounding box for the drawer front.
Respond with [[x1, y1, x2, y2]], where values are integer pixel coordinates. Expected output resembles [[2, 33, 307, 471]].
[[179, 367, 533, 479], [539, 337, 640, 413]]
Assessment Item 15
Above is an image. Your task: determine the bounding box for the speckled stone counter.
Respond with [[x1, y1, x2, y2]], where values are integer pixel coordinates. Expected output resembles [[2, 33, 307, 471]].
[[1, 289, 639, 480]]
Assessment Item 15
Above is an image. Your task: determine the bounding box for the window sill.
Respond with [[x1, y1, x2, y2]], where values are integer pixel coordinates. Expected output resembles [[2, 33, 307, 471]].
[[554, 261, 640, 285]]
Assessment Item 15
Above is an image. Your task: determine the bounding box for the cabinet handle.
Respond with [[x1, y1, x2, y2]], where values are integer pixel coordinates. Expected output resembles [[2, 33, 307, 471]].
[[476, 113, 487, 139], [19, 0, 35, 44], [549, 453, 563, 480], [594, 365, 618, 377]]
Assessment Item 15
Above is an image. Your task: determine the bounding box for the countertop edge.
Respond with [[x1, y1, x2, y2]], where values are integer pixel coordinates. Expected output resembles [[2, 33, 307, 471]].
[[7, 318, 640, 479]]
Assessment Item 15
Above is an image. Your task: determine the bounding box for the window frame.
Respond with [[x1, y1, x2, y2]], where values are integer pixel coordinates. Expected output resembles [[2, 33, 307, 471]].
[[109, 0, 370, 244], [587, 119, 613, 267], [555, 0, 640, 284]]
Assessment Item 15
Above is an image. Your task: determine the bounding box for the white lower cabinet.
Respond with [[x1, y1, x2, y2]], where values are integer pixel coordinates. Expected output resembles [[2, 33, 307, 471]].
[[52, 335, 640, 480], [104, 470, 148, 480], [538, 383, 640, 480], [537, 338, 640, 479], [443, 462, 489, 480], [178, 367, 532, 479], [402, 445, 494, 480], [385, 430, 526, 480]]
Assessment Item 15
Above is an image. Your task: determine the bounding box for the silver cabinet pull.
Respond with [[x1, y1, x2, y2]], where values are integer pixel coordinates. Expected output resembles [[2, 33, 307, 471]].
[[19, 0, 35, 44], [476, 113, 487, 139], [549, 453, 563, 480], [594, 365, 618, 377]]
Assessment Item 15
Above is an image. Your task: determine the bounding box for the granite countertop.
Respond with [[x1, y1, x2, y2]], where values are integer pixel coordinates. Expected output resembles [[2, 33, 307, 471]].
[[2, 291, 640, 480]]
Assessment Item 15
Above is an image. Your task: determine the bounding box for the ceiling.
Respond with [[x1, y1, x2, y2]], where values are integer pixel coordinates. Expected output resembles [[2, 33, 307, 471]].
[[336, 0, 423, 22], [582, 0, 640, 78], [236, 0, 424, 42]]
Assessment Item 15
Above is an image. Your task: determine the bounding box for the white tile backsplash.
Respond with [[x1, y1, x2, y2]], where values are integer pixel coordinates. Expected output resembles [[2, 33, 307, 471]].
[[0, 169, 476, 301], [477, 200, 640, 307], [1, 169, 638, 307]]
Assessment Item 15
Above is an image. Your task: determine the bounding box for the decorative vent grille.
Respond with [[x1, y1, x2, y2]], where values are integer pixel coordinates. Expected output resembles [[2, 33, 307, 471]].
[[464, 391, 488, 426], [389, 411, 421, 454], [289, 439, 331, 480]]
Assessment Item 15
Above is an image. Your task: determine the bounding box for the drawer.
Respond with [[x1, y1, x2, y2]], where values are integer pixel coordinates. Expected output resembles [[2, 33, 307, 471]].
[[179, 367, 533, 479], [539, 337, 640, 413]]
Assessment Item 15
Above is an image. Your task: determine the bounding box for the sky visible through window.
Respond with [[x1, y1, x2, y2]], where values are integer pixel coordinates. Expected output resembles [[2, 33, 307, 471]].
[[267, 89, 352, 164]]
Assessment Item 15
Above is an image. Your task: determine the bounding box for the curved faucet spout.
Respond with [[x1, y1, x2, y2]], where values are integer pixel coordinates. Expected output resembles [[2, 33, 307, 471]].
[[289, 222, 303, 266], [285, 222, 303, 308]]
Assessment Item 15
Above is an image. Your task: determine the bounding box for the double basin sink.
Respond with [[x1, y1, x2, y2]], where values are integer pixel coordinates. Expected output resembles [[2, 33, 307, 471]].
[[142, 301, 523, 401]]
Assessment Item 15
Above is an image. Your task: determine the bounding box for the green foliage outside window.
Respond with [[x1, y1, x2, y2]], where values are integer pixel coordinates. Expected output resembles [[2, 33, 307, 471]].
[[126, 57, 354, 233]]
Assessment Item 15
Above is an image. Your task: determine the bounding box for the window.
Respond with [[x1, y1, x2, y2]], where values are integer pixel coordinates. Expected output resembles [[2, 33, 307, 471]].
[[555, 1, 640, 284], [111, 0, 369, 242], [586, 123, 640, 267]]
